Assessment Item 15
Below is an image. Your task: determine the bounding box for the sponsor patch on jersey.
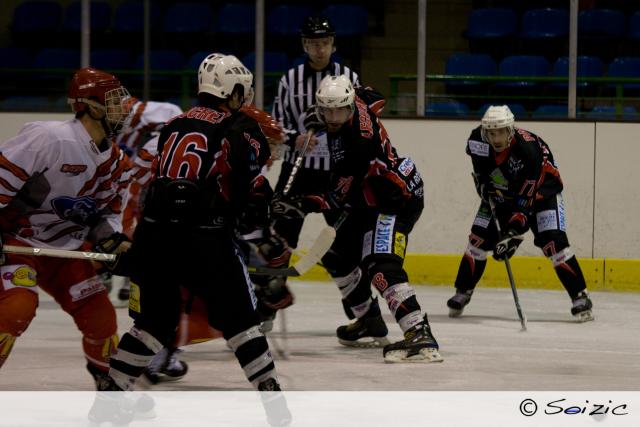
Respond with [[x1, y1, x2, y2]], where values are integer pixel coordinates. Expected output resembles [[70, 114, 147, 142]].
[[397, 158, 415, 176], [69, 276, 104, 302], [393, 232, 407, 259], [473, 214, 491, 229], [51, 196, 98, 225], [362, 230, 373, 260], [60, 164, 88, 175], [536, 209, 558, 232], [1, 265, 37, 291], [489, 168, 509, 190], [557, 193, 566, 231], [374, 214, 396, 254], [468, 139, 490, 157], [129, 282, 141, 313]]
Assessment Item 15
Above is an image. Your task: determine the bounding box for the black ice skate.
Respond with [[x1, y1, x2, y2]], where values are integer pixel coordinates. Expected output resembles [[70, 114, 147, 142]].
[[446, 289, 473, 317], [336, 314, 390, 348], [571, 291, 594, 322], [383, 315, 444, 363], [143, 348, 188, 384]]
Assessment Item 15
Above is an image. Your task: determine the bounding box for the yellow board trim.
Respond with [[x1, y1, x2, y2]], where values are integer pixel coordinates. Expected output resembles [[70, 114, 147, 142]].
[[294, 253, 640, 292]]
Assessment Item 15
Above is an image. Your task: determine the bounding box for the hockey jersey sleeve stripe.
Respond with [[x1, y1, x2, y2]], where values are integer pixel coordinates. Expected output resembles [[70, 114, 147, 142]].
[[0, 175, 20, 193], [39, 224, 85, 243], [0, 154, 30, 182]]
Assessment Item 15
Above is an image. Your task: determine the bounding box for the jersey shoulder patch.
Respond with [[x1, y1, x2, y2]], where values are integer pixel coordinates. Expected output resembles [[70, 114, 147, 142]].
[[468, 139, 490, 157]]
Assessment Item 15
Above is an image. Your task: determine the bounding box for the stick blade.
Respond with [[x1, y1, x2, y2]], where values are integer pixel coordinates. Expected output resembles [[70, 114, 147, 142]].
[[290, 226, 336, 276]]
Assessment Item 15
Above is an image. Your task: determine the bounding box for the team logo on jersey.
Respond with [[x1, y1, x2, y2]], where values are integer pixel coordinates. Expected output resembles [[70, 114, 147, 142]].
[[4, 266, 37, 287], [397, 158, 415, 177], [489, 168, 509, 190], [51, 196, 98, 225], [468, 139, 490, 157], [374, 214, 396, 254], [508, 157, 524, 175], [69, 276, 104, 302], [60, 164, 88, 175]]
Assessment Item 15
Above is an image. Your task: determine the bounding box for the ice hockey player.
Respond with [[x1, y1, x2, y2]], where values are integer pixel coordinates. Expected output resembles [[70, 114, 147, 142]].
[[97, 54, 287, 392], [272, 75, 443, 363], [447, 105, 594, 322], [266, 17, 361, 325], [0, 67, 132, 384]]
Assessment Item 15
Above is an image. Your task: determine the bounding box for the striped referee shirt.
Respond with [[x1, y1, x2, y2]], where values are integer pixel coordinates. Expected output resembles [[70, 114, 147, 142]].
[[272, 61, 360, 171]]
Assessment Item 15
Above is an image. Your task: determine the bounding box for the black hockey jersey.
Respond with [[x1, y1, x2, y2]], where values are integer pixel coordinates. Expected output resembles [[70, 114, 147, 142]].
[[466, 125, 563, 216], [325, 95, 423, 213]]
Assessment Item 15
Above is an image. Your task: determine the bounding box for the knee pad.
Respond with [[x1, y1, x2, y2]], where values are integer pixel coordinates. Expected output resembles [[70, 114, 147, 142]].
[[0, 288, 38, 336], [366, 258, 408, 294]]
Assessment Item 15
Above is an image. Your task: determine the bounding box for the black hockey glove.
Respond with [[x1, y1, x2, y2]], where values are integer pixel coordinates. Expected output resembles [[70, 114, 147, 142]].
[[493, 229, 524, 261], [94, 232, 132, 276], [303, 106, 325, 132], [271, 194, 325, 220]]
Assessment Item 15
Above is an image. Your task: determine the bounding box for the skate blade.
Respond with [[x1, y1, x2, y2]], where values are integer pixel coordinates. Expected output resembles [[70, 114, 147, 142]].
[[338, 337, 391, 348], [448, 308, 464, 318], [574, 310, 594, 323], [384, 348, 444, 363]]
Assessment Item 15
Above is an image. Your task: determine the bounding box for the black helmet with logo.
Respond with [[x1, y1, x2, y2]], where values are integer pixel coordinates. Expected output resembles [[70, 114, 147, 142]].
[[300, 16, 335, 39]]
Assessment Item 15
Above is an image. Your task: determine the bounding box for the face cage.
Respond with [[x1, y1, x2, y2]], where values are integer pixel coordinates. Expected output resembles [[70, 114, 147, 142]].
[[104, 86, 132, 131]]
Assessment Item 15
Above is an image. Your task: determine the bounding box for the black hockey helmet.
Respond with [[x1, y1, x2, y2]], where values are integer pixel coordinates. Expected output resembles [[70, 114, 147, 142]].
[[300, 17, 335, 39]]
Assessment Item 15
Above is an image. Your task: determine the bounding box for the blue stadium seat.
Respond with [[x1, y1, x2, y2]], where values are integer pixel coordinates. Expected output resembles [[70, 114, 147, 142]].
[[445, 53, 497, 86], [133, 50, 185, 81], [628, 11, 640, 40], [478, 103, 527, 118], [532, 104, 568, 119], [466, 8, 517, 39], [63, 1, 111, 32], [607, 57, 640, 90], [321, 5, 368, 36], [33, 48, 80, 70], [164, 3, 213, 33], [11, 1, 62, 32], [241, 52, 290, 73], [579, 8, 626, 38], [113, 0, 162, 32], [216, 4, 255, 34], [586, 105, 638, 120], [521, 8, 569, 39], [267, 5, 313, 36], [90, 49, 133, 70], [0, 48, 32, 69], [498, 55, 550, 87], [0, 96, 53, 112], [425, 100, 470, 117], [552, 56, 604, 88]]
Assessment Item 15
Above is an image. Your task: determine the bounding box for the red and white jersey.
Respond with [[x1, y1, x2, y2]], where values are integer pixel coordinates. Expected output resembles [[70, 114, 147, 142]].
[[116, 99, 183, 153], [130, 135, 158, 189], [0, 119, 133, 250]]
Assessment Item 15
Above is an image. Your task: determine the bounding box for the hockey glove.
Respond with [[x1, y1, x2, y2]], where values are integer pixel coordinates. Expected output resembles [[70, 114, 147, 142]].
[[493, 230, 524, 261], [94, 233, 132, 276], [302, 106, 325, 133], [271, 194, 326, 220]]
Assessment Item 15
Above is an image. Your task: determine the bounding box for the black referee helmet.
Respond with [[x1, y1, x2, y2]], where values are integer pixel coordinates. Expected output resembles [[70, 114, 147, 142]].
[[300, 17, 335, 38]]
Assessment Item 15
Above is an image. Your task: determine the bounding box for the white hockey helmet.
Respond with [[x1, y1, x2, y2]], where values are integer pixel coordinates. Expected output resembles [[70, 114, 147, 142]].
[[315, 75, 355, 110], [481, 105, 515, 142], [198, 54, 254, 103]]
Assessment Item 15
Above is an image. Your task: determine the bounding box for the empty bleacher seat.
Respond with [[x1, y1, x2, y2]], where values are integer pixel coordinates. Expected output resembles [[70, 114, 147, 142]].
[[0, 96, 53, 112], [498, 55, 550, 87], [532, 104, 569, 118], [552, 56, 604, 88], [113, 0, 162, 33], [607, 57, 640, 90], [241, 52, 290, 73], [321, 5, 369, 36], [466, 8, 517, 39], [425, 100, 470, 117], [33, 48, 80, 71], [63, 1, 111, 32], [164, 3, 213, 33], [133, 50, 185, 81], [586, 105, 638, 120], [628, 11, 640, 40], [267, 5, 313, 36], [579, 8, 626, 38], [445, 53, 497, 86], [90, 49, 133, 71], [216, 4, 256, 34], [11, 1, 62, 32], [0, 48, 32, 69], [520, 8, 569, 39]]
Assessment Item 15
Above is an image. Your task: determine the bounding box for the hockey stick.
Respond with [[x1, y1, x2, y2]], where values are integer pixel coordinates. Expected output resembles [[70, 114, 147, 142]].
[[487, 198, 528, 331], [282, 129, 314, 196], [5, 227, 335, 277]]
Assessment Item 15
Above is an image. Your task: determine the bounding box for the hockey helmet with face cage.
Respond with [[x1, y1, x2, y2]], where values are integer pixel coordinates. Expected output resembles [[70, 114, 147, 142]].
[[197, 54, 254, 103], [481, 105, 515, 142], [68, 67, 131, 132]]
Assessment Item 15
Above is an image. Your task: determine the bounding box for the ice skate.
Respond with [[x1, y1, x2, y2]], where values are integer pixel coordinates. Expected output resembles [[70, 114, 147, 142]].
[[383, 315, 443, 363], [447, 289, 473, 317], [258, 378, 292, 427], [143, 347, 188, 384], [336, 314, 390, 348], [571, 291, 594, 322]]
